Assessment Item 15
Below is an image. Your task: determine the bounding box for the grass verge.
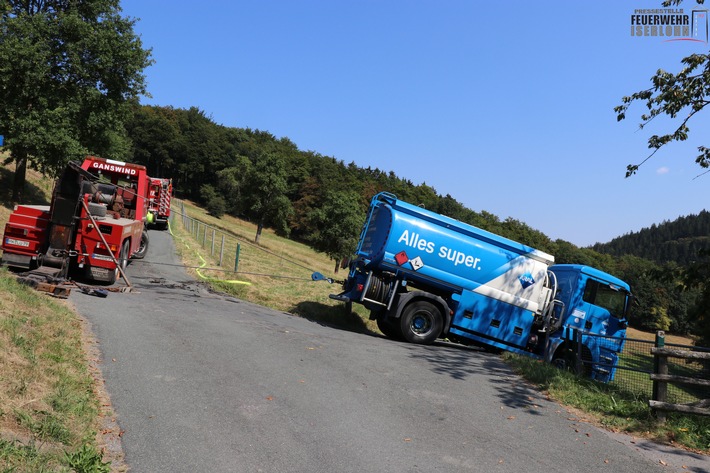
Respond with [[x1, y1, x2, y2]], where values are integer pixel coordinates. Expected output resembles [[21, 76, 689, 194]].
[[0, 270, 116, 472], [504, 353, 710, 453]]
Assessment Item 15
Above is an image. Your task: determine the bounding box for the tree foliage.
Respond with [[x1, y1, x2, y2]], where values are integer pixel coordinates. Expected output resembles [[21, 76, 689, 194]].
[[592, 210, 710, 265], [244, 152, 293, 243], [616, 0, 709, 177], [0, 0, 152, 201], [304, 190, 365, 272]]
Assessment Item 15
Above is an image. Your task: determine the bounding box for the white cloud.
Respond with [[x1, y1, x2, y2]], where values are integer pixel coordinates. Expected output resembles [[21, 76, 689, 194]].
[[656, 166, 670, 175]]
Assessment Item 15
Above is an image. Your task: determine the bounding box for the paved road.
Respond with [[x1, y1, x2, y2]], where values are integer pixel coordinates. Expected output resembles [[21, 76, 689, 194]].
[[70, 230, 709, 473]]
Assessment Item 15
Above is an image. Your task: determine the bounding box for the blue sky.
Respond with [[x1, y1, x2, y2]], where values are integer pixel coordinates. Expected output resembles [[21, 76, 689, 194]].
[[120, 0, 710, 247]]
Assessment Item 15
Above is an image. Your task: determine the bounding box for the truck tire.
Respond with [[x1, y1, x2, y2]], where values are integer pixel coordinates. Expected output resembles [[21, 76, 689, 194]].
[[552, 344, 593, 377], [132, 231, 149, 259], [376, 315, 402, 340], [400, 301, 443, 345], [108, 240, 130, 285]]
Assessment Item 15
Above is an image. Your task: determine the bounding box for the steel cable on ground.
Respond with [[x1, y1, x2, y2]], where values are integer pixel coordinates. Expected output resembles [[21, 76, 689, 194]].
[[165, 205, 335, 283], [164, 219, 251, 285], [144, 216, 324, 283], [128, 259, 317, 281], [169, 206, 319, 274]]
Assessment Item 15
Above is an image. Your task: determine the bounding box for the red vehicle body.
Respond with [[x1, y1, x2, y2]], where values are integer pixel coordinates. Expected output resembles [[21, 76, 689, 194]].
[[1, 156, 151, 284], [148, 177, 172, 230]]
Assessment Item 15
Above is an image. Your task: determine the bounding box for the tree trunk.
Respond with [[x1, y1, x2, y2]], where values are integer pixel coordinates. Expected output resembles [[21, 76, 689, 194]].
[[255, 221, 263, 244], [11, 153, 27, 203], [333, 259, 339, 274]]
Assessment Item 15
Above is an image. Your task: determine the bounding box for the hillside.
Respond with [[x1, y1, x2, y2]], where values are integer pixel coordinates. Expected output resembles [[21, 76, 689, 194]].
[[592, 210, 710, 266]]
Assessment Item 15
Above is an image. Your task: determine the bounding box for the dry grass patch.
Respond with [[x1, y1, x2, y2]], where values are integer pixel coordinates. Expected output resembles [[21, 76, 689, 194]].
[[170, 200, 375, 333], [626, 327, 696, 346]]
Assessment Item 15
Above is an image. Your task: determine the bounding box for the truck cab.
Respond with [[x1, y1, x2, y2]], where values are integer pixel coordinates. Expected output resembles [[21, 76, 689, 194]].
[[548, 264, 632, 382], [1, 157, 151, 285]]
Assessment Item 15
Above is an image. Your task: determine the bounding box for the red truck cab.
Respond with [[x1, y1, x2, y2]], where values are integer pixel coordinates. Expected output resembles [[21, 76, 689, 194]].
[[148, 177, 172, 230], [2, 157, 151, 284]]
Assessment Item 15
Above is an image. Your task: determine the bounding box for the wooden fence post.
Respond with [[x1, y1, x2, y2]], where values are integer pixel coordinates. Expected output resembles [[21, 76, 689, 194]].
[[652, 331, 668, 422]]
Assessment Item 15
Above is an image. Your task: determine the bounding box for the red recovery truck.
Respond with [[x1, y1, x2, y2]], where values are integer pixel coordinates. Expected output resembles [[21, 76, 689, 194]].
[[1, 156, 151, 285], [147, 177, 172, 230]]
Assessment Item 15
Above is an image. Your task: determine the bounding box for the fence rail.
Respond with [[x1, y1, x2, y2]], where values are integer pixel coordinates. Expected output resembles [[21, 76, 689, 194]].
[[649, 339, 710, 421], [168, 200, 322, 284], [572, 330, 710, 420]]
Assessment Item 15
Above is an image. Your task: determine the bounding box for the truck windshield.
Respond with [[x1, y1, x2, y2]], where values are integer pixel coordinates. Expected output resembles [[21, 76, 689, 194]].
[[583, 280, 627, 319]]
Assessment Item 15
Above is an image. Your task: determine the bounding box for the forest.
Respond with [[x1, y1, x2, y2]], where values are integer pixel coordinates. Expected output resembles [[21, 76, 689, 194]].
[[123, 104, 710, 345]]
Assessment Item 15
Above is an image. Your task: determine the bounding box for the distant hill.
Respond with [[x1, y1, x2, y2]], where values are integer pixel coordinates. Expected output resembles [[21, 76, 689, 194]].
[[592, 210, 710, 266]]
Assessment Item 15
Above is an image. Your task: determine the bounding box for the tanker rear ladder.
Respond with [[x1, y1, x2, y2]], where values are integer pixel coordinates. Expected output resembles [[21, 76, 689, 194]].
[[539, 270, 564, 333]]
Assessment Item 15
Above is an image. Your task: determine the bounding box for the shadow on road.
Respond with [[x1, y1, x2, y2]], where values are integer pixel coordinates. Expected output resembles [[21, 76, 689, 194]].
[[291, 300, 374, 335], [405, 341, 549, 414]]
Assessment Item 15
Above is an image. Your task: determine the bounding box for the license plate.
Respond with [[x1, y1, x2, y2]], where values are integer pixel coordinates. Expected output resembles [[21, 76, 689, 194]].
[[91, 254, 115, 262], [5, 238, 30, 248]]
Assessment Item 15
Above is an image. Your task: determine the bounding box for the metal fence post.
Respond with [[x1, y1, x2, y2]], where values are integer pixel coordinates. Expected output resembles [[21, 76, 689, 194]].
[[219, 235, 225, 266], [211, 229, 216, 255], [652, 331, 667, 422], [234, 243, 241, 273]]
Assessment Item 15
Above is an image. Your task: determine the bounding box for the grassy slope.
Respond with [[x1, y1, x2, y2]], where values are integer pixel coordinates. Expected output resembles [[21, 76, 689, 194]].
[[170, 199, 375, 333]]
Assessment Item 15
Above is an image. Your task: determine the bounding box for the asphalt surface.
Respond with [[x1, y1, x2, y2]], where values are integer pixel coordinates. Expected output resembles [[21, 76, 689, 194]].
[[69, 230, 710, 473]]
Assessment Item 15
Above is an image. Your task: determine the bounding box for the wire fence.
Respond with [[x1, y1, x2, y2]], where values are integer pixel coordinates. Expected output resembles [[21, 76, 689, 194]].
[[169, 200, 321, 282], [569, 331, 710, 411]]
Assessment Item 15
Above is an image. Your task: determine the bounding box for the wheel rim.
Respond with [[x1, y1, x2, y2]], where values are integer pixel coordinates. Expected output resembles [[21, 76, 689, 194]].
[[410, 312, 433, 335], [138, 233, 147, 254], [121, 241, 129, 268], [114, 241, 129, 281]]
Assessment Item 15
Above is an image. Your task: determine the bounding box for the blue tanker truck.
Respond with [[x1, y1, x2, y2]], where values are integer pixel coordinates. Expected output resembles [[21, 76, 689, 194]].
[[328, 192, 632, 382]]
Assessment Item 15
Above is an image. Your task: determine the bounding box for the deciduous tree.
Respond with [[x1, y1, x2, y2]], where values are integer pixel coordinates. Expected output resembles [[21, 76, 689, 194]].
[[305, 190, 364, 273], [0, 0, 152, 201], [244, 152, 293, 244], [615, 0, 708, 177]]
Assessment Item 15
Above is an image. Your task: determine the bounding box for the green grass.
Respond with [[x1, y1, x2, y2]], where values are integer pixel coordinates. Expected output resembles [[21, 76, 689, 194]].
[[0, 271, 113, 472], [504, 353, 710, 453], [169, 200, 376, 334]]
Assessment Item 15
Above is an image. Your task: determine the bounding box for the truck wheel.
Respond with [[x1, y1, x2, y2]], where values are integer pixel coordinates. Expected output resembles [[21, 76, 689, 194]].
[[377, 316, 402, 340], [108, 240, 130, 285], [132, 231, 149, 259], [118, 240, 129, 274], [552, 345, 593, 377], [400, 301, 442, 345]]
